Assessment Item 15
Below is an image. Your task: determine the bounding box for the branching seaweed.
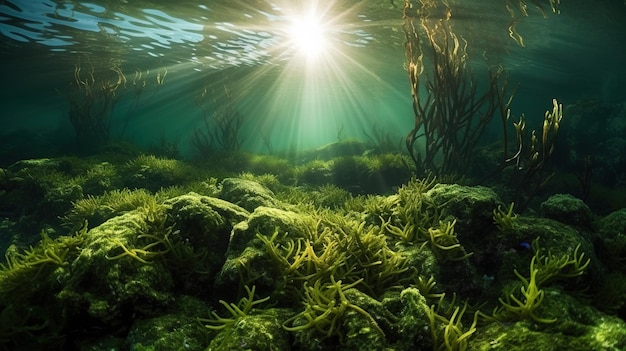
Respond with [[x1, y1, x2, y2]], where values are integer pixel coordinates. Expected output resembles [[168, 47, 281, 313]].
[[283, 277, 384, 339], [494, 256, 556, 323], [199, 285, 270, 330], [426, 301, 478, 351], [492, 202, 518, 233]]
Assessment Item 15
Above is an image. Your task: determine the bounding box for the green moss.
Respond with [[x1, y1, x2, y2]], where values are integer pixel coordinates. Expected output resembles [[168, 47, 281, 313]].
[[156, 178, 221, 199], [80, 161, 120, 194], [295, 159, 333, 185], [62, 188, 158, 230], [0, 223, 87, 301], [123, 154, 200, 191], [243, 153, 296, 183]]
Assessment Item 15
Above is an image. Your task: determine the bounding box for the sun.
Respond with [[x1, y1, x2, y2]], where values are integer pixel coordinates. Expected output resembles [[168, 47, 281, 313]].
[[287, 11, 329, 61]]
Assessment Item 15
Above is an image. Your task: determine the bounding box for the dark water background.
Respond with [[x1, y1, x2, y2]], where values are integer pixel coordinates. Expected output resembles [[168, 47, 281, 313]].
[[1, 0, 625, 162]]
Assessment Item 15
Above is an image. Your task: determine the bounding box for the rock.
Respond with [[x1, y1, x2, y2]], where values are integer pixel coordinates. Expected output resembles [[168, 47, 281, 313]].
[[541, 194, 593, 228], [424, 184, 501, 239], [215, 206, 315, 297], [219, 178, 278, 212], [206, 309, 291, 351], [56, 210, 174, 324], [125, 296, 209, 351]]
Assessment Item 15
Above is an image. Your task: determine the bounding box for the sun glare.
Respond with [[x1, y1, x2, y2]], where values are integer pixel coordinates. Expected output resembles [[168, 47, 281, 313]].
[[216, 0, 407, 154], [288, 13, 328, 60]]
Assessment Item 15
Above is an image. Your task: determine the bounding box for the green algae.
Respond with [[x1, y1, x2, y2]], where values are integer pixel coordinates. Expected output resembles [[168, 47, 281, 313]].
[[1, 150, 626, 351]]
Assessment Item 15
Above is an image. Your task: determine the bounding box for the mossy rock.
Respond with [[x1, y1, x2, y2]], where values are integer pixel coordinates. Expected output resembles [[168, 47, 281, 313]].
[[540, 194, 594, 229], [122, 155, 199, 192], [425, 183, 501, 238], [472, 288, 626, 351], [207, 308, 291, 351], [495, 217, 596, 287], [215, 206, 315, 297], [219, 178, 279, 212], [125, 296, 209, 351], [225, 206, 314, 256], [389, 288, 432, 350], [56, 210, 174, 325], [594, 208, 626, 272], [164, 192, 250, 245], [163, 192, 249, 293]]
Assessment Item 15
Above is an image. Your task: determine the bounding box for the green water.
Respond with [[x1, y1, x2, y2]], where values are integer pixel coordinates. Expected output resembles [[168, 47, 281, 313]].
[[1, 0, 623, 161]]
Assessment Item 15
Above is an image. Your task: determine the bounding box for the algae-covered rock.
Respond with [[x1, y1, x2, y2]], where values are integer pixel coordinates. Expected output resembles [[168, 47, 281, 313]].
[[341, 288, 393, 351], [163, 192, 249, 292], [219, 178, 279, 211], [288, 287, 391, 351], [164, 192, 249, 247], [472, 289, 626, 351], [215, 206, 315, 297], [541, 193, 594, 229], [393, 288, 432, 349], [206, 308, 291, 351], [56, 209, 174, 325], [226, 206, 313, 255], [425, 183, 501, 239], [125, 296, 209, 351], [595, 208, 626, 268], [597, 208, 626, 235], [495, 216, 596, 286]]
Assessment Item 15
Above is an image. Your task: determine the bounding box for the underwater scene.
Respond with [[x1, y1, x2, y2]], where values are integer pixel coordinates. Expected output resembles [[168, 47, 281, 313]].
[[1, 0, 626, 350]]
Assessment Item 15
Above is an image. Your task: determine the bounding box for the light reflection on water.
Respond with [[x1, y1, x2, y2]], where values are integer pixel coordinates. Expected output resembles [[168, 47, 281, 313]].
[[0, 0, 379, 68], [0, 0, 624, 155]]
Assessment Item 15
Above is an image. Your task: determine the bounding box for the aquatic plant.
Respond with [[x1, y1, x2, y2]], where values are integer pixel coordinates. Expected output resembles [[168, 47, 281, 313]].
[[508, 99, 564, 211], [256, 207, 411, 301], [492, 202, 518, 232], [80, 161, 119, 194], [403, 2, 513, 177], [241, 154, 296, 183], [193, 82, 245, 153], [426, 220, 473, 262], [362, 124, 402, 154], [425, 301, 478, 351], [489, 236, 591, 324], [531, 238, 590, 286], [238, 172, 281, 192], [62, 188, 157, 230], [198, 285, 270, 330], [283, 277, 384, 339], [105, 230, 172, 264], [380, 177, 440, 243], [0, 304, 51, 350], [104, 200, 174, 265], [297, 184, 353, 209], [0, 222, 87, 301], [66, 60, 125, 149], [494, 256, 557, 323], [155, 177, 221, 199], [294, 159, 332, 185], [413, 275, 446, 300]]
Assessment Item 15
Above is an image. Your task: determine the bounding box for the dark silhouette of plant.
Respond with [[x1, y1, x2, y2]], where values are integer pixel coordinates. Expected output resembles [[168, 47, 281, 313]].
[[66, 59, 125, 150], [193, 82, 244, 155], [403, 2, 513, 177]]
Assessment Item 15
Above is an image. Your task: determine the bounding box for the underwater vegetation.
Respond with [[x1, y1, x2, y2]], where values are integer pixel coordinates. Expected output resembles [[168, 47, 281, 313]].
[[2, 1, 626, 350], [1, 144, 626, 351], [64, 59, 167, 152]]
